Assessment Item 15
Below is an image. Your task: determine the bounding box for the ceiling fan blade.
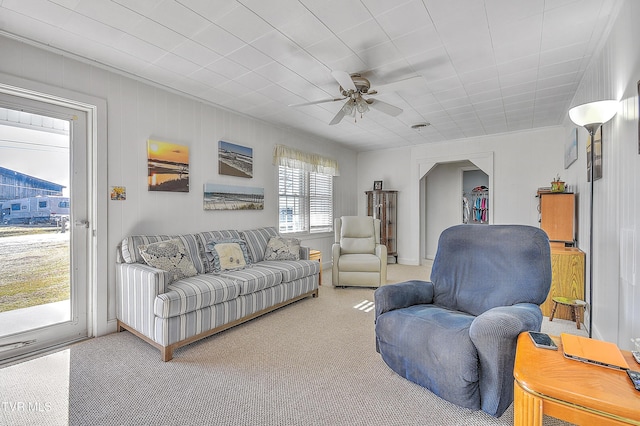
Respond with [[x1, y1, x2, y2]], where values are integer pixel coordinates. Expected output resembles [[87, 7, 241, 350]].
[[368, 99, 403, 117], [329, 107, 347, 125], [289, 97, 345, 107], [331, 70, 357, 92], [373, 76, 425, 94]]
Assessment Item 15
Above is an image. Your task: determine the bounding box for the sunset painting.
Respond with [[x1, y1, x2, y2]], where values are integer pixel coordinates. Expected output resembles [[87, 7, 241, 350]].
[[147, 139, 189, 192]]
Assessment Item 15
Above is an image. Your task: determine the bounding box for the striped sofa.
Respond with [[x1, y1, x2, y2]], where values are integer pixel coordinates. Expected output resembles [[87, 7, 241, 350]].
[[116, 227, 319, 361]]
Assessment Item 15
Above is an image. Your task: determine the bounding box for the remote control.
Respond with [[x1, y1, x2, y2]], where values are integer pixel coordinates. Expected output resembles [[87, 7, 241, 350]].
[[632, 350, 640, 365], [627, 370, 640, 391]]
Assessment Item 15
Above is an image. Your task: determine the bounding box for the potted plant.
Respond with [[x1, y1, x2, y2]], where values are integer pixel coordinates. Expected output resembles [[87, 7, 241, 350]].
[[551, 174, 565, 192]]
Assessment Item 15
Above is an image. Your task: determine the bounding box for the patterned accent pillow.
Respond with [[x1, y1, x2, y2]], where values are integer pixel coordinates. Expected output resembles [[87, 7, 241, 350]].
[[240, 227, 279, 263], [205, 239, 252, 273], [138, 239, 198, 284], [263, 236, 300, 261]]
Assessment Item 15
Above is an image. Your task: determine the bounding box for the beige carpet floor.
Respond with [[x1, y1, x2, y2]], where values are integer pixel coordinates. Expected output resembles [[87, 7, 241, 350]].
[[0, 263, 585, 426]]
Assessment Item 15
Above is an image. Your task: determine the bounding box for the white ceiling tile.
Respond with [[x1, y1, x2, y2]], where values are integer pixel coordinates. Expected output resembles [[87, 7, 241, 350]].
[[153, 52, 200, 76], [111, 0, 164, 16], [188, 67, 228, 87], [171, 39, 221, 67], [128, 18, 186, 52], [214, 4, 273, 44], [306, 37, 354, 68], [538, 59, 582, 79], [276, 11, 335, 48], [337, 19, 389, 53], [207, 57, 251, 80], [391, 25, 443, 57], [240, 0, 308, 29], [375, 1, 432, 40], [496, 54, 539, 76], [192, 24, 245, 56], [75, 0, 143, 33], [499, 68, 538, 87], [2, 0, 74, 27], [226, 44, 273, 70], [0, 0, 621, 152], [485, 0, 544, 24], [251, 31, 301, 62], [148, 0, 211, 37], [302, 0, 372, 34]]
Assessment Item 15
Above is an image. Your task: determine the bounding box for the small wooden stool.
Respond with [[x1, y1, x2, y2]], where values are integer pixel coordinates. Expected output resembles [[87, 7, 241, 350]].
[[549, 296, 586, 329]]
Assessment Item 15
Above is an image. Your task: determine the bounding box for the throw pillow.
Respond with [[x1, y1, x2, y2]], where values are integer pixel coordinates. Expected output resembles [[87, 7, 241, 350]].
[[138, 239, 198, 284], [205, 239, 252, 273], [263, 236, 300, 261]]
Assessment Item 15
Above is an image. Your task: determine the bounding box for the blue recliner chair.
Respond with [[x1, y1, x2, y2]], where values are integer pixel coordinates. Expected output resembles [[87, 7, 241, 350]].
[[374, 224, 551, 417]]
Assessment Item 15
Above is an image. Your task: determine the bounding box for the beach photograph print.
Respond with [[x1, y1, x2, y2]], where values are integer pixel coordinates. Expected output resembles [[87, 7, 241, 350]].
[[218, 140, 253, 178], [147, 139, 189, 192], [203, 183, 264, 210]]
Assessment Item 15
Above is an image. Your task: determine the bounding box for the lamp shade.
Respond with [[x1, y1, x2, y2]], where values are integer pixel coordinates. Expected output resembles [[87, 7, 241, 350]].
[[569, 100, 618, 127]]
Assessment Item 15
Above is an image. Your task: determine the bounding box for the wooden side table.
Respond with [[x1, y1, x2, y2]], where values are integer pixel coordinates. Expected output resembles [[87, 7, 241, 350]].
[[513, 333, 640, 425], [309, 249, 322, 286]]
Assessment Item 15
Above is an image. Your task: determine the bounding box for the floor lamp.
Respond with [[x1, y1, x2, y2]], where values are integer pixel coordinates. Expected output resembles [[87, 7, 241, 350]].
[[568, 100, 618, 338]]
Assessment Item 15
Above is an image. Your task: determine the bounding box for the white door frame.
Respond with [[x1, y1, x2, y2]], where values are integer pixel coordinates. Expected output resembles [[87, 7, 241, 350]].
[[0, 74, 107, 343]]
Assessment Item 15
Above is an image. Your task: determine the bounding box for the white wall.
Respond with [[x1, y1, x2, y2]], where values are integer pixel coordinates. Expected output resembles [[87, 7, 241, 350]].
[[0, 35, 358, 335], [563, 0, 639, 347], [358, 126, 565, 265]]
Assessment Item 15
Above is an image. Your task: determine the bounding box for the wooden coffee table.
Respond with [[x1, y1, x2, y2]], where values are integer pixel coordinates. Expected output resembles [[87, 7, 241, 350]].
[[513, 332, 640, 425]]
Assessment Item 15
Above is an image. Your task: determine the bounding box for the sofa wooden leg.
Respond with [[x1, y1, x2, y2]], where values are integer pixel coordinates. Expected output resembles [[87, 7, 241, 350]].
[[161, 347, 173, 362]]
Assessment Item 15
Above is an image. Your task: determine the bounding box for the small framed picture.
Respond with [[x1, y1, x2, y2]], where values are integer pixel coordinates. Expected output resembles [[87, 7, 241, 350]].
[[373, 180, 383, 190]]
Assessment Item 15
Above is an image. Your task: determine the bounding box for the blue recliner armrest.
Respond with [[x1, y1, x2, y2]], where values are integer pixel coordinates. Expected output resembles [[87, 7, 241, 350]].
[[468, 303, 543, 417], [374, 280, 434, 322]]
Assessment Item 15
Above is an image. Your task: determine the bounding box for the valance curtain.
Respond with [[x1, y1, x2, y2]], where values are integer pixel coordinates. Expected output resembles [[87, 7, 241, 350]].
[[273, 144, 340, 176]]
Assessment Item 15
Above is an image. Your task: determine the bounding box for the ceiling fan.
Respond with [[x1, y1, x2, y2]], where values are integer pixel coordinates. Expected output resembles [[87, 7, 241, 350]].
[[289, 71, 422, 125]]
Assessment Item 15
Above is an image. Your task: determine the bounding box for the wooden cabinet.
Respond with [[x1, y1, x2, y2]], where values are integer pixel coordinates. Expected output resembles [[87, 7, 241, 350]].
[[365, 190, 397, 262], [538, 192, 575, 244], [540, 247, 585, 320]]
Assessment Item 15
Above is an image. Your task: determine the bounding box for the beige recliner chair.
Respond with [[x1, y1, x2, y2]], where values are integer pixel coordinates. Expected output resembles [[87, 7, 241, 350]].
[[332, 216, 387, 287]]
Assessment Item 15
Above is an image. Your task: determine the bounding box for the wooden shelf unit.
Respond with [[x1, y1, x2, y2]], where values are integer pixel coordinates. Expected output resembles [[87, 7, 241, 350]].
[[540, 247, 585, 320], [538, 192, 575, 245], [365, 190, 397, 262]]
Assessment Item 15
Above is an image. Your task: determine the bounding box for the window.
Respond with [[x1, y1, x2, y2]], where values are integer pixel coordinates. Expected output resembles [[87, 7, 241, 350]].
[[39, 201, 48, 208], [278, 166, 333, 234], [11, 203, 20, 211]]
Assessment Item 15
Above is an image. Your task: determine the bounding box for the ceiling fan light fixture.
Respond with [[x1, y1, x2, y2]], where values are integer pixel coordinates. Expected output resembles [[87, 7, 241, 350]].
[[342, 100, 355, 115], [355, 97, 369, 113]]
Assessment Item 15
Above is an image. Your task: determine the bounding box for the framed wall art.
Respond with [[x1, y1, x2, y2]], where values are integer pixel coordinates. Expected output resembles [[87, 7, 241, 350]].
[[373, 180, 383, 190], [218, 140, 253, 178], [564, 128, 578, 169], [203, 183, 264, 210], [147, 139, 190, 192]]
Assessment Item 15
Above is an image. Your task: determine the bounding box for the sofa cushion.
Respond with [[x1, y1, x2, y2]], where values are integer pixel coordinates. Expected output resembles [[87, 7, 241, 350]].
[[240, 227, 279, 263], [263, 236, 300, 261], [139, 239, 198, 284], [197, 230, 243, 273], [205, 239, 252, 273], [260, 260, 320, 282], [154, 274, 241, 318], [336, 253, 381, 272], [121, 234, 206, 274], [220, 264, 283, 295]]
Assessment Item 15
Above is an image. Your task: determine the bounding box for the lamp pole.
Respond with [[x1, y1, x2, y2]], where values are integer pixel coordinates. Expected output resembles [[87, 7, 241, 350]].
[[585, 124, 599, 338], [568, 99, 617, 339]]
